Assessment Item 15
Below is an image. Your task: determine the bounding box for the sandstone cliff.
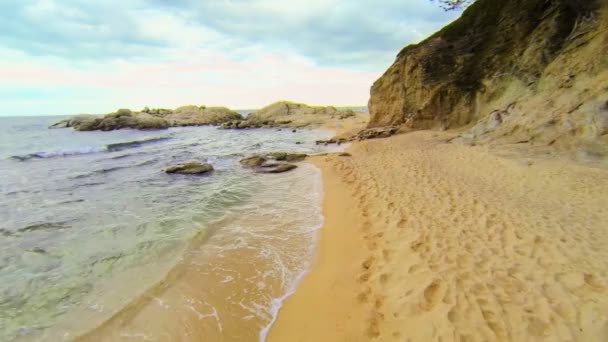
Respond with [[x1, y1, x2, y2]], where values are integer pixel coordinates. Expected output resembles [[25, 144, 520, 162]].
[[369, 0, 608, 156]]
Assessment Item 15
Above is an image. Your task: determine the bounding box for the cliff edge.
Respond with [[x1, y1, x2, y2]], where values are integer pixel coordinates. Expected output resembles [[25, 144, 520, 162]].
[[369, 0, 608, 155]]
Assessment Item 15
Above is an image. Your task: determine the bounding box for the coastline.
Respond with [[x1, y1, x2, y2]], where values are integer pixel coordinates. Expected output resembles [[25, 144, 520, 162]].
[[268, 152, 370, 341], [269, 130, 608, 341]]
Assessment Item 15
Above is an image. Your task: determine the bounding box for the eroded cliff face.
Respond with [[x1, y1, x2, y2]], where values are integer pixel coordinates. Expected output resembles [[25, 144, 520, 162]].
[[369, 0, 608, 155]]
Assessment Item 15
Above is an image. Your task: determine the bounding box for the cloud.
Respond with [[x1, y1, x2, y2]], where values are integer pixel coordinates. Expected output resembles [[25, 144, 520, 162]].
[[0, 0, 462, 115], [2, 0, 459, 69], [0, 48, 380, 115], [149, 0, 461, 69]]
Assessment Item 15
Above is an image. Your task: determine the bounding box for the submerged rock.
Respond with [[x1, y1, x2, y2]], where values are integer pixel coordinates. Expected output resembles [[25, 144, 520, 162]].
[[257, 163, 297, 174], [165, 161, 214, 175], [267, 152, 307, 162], [240, 152, 305, 174], [239, 156, 267, 167]]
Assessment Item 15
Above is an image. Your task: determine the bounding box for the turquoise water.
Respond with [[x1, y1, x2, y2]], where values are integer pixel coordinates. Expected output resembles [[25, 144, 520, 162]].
[[0, 116, 336, 340]]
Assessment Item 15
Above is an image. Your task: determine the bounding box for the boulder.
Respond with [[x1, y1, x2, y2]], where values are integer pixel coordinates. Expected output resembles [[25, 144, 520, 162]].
[[257, 163, 297, 174], [267, 152, 307, 162], [239, 156, 267, 167], [165, 161, 214, 175]]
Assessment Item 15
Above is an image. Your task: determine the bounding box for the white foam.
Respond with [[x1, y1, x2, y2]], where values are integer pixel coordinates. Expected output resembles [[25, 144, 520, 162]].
[[258, 165, 325, 342], [257, 261, 317, 342]]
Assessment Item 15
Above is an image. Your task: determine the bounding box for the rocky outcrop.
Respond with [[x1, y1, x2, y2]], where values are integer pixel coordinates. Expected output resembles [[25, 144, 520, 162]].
[[51, 105, 242, 131], [356, 127, 399, 140], [163, 105, 242, 126], [369, 0, 608, 155], [239, 152, 307, 173], [49, 114, 99, 129], [316, 126, 399, 145], [165, 161, 214, 174], [220, 101, 356, 129], [53, 101, 359, 132], [50, 110, 170, 131]]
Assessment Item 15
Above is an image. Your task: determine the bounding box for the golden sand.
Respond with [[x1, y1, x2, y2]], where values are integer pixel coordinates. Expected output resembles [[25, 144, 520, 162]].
[[269, 131, 608, 341]]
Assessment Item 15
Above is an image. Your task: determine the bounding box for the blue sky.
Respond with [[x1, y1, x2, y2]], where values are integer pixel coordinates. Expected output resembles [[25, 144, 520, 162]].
[[0, 0, 460, 116]]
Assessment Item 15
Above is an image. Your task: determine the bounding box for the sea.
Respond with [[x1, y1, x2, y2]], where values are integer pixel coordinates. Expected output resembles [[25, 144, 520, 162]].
[[0, 116, 341, 341]]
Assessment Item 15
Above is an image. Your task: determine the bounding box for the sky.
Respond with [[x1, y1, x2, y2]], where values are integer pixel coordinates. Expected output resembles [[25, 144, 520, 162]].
[[0, 0, 460, 116]]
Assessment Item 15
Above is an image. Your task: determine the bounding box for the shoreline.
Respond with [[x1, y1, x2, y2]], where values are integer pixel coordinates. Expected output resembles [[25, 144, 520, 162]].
[[267, 151, 371, 341], [269, 130, 608, 341], [71, 161, 328, 342]]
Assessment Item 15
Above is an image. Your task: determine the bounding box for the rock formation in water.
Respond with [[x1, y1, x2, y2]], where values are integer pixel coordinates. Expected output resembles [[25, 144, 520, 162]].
[[51, 101, 358, 132], [369, 0, 608, 156], [51, 106, 242, 131], [220, 101, 356, 129], [50, 109, 169, 131], [165, 161, 214, 175], [239, 152, 307, 173], [158, 105, 242, 126]]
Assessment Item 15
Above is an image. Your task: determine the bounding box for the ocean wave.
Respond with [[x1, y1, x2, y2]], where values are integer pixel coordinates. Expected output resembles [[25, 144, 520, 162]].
[[0, 222, 72, 237], [9, 136, 171, 161], [10, 146, 105, 161], [106, 137, 171, 152]]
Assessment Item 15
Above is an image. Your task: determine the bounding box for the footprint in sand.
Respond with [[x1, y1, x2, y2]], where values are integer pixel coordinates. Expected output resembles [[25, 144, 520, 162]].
[[420, 279, 444, 311]]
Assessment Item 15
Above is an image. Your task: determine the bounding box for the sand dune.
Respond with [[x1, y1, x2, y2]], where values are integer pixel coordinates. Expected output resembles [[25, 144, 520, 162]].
[[269, 131, 608, 341]]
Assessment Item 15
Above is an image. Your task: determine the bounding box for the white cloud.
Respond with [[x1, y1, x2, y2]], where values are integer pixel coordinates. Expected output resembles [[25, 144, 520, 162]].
[[0, 0, 462, 116]]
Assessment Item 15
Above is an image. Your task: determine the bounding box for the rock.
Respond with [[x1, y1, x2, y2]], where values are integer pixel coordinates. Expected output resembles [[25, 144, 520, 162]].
[[316, 137, 350, 145], [109, 108, 133, 118], [49, 114, 98, 129], [72, 118, 100, 131], [53, 105, 242, 131], [52, 111, 169, 131], [356, 127, 398, 140], [258, 163, 297, 174], [242, 101, 355, 129], [49, 120, 70, 129], [239, 156, 267, 167], [165, 161, 214, 174], [80, 113, 168, 131], [164, 105, 242, 126], [338, 152, 352, 157], [367, 0, 607, 151], [267, 152, 307, 162], [260, 162, 281, 168]]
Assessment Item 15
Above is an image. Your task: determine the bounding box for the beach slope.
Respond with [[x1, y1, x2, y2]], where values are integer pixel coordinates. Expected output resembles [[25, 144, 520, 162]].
[[269, 131, 608, 341]]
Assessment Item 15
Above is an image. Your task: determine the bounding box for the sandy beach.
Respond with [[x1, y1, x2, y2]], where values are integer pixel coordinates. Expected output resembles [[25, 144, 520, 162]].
[[269, 131, 608, 341]]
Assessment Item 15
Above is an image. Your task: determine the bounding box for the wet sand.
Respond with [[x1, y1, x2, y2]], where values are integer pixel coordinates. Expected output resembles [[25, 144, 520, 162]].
[[72, 164, 325, 342], [269, 131, 608, 341]]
